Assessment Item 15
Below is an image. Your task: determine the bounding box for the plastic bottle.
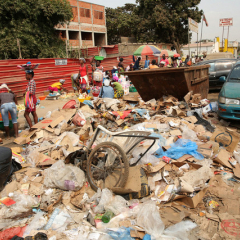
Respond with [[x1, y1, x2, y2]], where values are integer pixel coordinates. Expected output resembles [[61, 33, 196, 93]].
[[102, 211, 114, 223]]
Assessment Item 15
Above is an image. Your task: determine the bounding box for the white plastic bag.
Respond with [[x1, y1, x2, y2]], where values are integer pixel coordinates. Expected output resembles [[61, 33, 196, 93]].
[[94, 188, 113, 214], [23, 212, 47, 237], [105, 195, 128, 215], [163, 220, 197, 240], [137, 201, 165, 238], [44, 160, 85, 191], [181, 125, 198, 141]]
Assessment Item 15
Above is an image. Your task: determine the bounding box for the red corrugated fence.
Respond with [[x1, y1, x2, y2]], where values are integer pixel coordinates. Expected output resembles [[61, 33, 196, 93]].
[[0, 54, 159, 97]]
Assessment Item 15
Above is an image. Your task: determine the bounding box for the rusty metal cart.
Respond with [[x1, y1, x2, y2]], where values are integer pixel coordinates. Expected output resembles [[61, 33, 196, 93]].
[[65, 125, 158, 191]]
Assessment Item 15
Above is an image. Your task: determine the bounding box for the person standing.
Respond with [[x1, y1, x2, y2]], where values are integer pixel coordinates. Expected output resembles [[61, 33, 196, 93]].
[[133, 57, 141, 70], [185, 55, 190, 66], [71, 73, 80, 93], [0, 84, 18, 138], [160, 54, 169, 67], [24, 69, 38, 129], [93, 60, 104, 87], [79, 58, 89, 93], [118, 58, 125, 73], [144, 56, 150, 69], [99, 79, 114, 99]]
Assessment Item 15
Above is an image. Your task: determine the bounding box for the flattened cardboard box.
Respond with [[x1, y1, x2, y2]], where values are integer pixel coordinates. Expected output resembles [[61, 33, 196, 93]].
[[211, 129, 240, 153]]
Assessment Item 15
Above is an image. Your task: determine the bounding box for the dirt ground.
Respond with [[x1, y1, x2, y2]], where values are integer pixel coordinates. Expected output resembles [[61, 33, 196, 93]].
[[0, 95, 79, 147]]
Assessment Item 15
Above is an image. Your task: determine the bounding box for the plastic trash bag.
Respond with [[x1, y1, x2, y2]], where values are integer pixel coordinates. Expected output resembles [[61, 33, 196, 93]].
[[94, 188, 113, 214], [107, 227, 134, 240], [105, 195, 128, 215], [137, 201, 165, 239], [154, 139, 204, 160], [150, 133, 166, 146], [44, 160, 85, 191], [163, 220, 197, 240], [23, 212, 47, 237], [181, 125, 198, 141]]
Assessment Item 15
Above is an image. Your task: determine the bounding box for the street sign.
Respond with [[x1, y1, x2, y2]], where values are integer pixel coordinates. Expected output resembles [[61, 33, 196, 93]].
[[55, 59, 67, 66], [188, 18, 198, 33], [219, 18, 233, 27]]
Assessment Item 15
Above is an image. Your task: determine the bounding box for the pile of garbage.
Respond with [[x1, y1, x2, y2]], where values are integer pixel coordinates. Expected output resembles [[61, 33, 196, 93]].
[[1, 91, 240, 240]]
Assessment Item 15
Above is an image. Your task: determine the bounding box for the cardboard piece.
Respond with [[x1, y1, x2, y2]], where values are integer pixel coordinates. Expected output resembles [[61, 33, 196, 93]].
[[14, 129, 38, 145], [143, 161, 166, 173], [190, 94, 202, 104], [108, 166, 142, 194], [130, 230, 145, 239], [233, 163, 240, 178], [51, 109, 76, 122], [184, 91, 192, 103], [11, 147, 23, 153], [174, 188, 207, 208], [211, 129, 240, 153], [170, 129, 182, 136], [49, 115, 65, 128], [36, 153, 56, 167], [123, 95, 139, 102], [176, 154, 192, 162], [213, 149, 232, 169], [198, 143, 213, 158], [3, 180, 19, 195]]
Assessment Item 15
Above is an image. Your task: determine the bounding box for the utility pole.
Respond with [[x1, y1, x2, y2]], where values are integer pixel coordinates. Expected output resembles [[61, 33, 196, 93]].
[[65, 39, 68, 58], [17, 38, 22, 59]]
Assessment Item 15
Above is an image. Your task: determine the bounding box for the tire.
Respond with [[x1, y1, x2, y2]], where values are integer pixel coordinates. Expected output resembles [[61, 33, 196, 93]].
[[86, 142, 129, 192]]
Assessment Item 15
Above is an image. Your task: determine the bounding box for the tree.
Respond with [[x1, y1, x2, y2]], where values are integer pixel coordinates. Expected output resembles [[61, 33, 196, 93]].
[[0, 0, 73, 59], [106, 4, 138, 45], [106, 0, 203, 53], [135, 0, 203, 53]]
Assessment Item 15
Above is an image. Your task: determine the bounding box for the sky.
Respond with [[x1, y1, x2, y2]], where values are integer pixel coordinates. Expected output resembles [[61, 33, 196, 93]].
[[84, 0, 240, 42]]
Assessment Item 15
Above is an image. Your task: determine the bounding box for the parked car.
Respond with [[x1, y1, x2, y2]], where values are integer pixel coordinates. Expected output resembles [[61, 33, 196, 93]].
[[195, 59, 237, 89], [218, 63, 240, 120]]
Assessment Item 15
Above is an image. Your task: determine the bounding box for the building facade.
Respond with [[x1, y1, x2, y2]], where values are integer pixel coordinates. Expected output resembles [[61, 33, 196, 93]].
[[55, 0, 107, 49], [181, 41, 219, 57]]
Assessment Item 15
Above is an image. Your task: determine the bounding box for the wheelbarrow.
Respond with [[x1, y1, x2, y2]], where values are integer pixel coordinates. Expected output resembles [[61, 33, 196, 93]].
[[65, 125, 158, 191]]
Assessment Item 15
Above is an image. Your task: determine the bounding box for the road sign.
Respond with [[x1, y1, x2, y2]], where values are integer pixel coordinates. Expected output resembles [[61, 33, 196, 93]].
[[188, 18, 198, 33], [219, 18, 233, 27]]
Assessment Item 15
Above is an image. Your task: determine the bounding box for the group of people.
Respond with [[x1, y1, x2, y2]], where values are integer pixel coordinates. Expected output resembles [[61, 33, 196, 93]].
[[119, 54, 203, 71], [0, 66, 39, 143]]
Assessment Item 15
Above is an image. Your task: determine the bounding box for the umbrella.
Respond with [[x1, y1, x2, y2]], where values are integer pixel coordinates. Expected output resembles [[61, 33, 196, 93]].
[[174, 53, 180, 58], [160, 50, 175, 58], [134, 45, 161, 56]]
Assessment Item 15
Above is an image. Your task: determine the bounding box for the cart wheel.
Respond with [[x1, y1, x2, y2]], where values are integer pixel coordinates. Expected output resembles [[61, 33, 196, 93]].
[[87, 142, 129, 191]]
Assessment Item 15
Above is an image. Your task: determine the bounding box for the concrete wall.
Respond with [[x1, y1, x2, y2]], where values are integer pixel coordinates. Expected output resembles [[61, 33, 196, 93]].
[[55, 0, 107, 49]]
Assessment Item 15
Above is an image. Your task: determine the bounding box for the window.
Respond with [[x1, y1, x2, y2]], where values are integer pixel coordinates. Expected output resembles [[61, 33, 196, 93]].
[[94, 10, 103, 19], [228, 65, 240, 81], [215, 61, 233, 71], [80, 8, 90, 18]]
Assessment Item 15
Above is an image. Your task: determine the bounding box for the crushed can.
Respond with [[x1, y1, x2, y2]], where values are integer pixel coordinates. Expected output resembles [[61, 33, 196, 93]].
[[162, 156, 172, 164]]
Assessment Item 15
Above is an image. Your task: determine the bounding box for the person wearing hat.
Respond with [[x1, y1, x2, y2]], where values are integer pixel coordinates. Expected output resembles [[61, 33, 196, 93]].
[[24, 68, 38, 129], [99, 79, 114, 99], [0, 84, 19, 139], [79, 58, 89, 93], [49, 79, 68, 94]]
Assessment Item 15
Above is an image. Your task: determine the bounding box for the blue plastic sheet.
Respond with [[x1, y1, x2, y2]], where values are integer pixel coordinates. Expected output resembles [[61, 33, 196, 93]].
[[150, 133, 166, 146], [83, 100, 94, 108], [107, 227, 134, 240], [143, 234, 151, 240], [154, 139, 204, 160], [134, 109, 147, 117]]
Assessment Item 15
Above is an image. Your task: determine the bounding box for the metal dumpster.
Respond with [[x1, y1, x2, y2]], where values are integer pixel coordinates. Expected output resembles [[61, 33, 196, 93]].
[[125, 65, 210, 102]]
